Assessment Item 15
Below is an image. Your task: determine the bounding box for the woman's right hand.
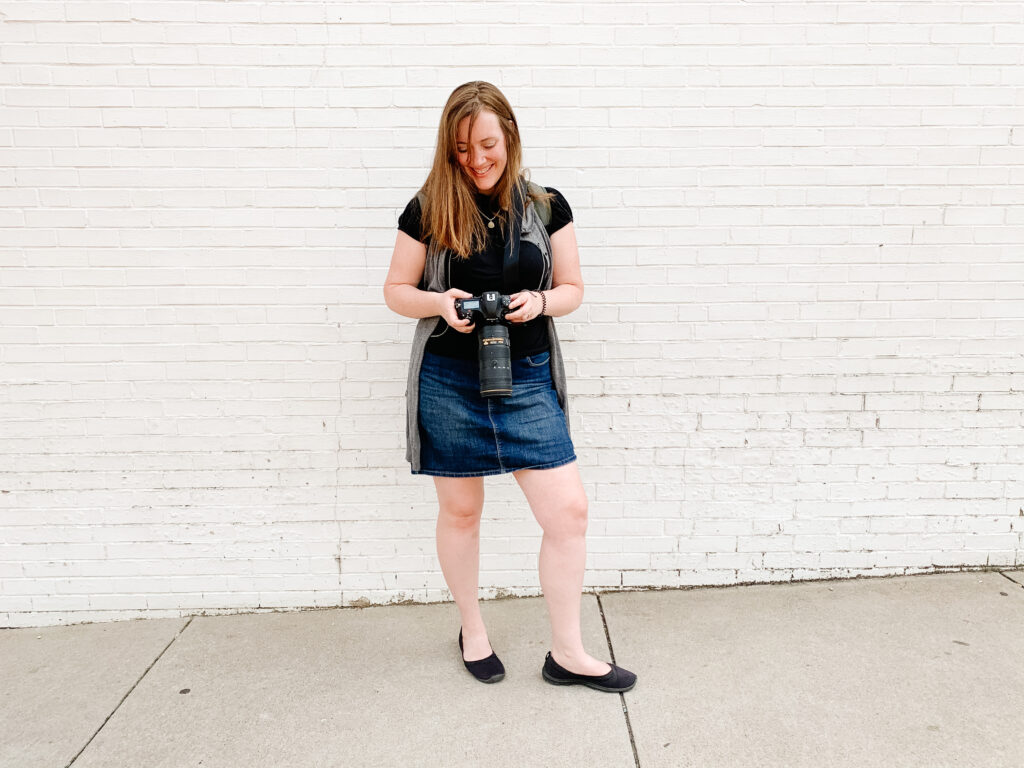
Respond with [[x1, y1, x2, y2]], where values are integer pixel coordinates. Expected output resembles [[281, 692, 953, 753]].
[[437, 288, 475, 333]]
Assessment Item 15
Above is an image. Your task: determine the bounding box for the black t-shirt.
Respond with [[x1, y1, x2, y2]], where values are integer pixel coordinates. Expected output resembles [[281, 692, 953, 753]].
[[397, 187, 573, 360]]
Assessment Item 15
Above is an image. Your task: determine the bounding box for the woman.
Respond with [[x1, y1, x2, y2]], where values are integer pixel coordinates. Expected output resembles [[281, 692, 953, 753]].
[[383, 81, 636, 693]]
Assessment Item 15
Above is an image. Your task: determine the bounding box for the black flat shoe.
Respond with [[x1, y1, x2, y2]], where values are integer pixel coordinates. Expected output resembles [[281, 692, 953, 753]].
[[459, 628, 505, 684], [542, 651, 637, 693]]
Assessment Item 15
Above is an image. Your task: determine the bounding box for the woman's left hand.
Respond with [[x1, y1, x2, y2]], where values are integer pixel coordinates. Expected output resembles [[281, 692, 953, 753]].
[[505, 291, 543, 323]]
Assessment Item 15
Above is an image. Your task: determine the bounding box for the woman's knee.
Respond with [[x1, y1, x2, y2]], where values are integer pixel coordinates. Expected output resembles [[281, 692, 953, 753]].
[[434, 477, 484, 529], [541, 491, 589, 539], [438, 499, 483, 529]]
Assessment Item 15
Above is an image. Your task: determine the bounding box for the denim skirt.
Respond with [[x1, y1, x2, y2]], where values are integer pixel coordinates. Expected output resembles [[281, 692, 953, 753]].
[[414, 349, 576, 477]]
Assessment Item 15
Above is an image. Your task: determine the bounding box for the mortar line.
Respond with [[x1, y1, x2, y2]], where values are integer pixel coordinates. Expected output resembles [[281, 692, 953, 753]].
[[596, 592, 641, 768], [66, 616, 195, 767]]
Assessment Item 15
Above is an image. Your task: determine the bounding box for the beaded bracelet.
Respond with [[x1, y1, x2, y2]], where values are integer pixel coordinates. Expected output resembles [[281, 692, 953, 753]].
[[532, 290, 547, 316]]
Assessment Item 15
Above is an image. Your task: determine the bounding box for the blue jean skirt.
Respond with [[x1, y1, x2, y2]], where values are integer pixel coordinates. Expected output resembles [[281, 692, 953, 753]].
[[414, 349, 576, 477]]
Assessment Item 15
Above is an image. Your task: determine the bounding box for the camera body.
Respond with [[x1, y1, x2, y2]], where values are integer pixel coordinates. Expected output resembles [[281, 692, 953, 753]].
[[454, 291, 514, 398], [454, 291, 512, 324]]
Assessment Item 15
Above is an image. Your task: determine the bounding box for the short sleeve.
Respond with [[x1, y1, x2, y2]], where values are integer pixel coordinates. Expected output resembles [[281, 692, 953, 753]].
[[397, 196, 425, 243], [543, 186, 573, 237]]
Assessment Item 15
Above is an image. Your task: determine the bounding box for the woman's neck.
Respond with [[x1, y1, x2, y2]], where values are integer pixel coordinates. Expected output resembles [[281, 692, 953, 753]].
[[475, 189, 500, 212]]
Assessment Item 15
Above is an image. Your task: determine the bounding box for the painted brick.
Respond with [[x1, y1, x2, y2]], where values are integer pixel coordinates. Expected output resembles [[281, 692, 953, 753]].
[[0, 1, 1021, 627]]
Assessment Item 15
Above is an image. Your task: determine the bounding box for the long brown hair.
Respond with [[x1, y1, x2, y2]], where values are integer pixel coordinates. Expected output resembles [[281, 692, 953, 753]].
[[418, 81, 553, 259]]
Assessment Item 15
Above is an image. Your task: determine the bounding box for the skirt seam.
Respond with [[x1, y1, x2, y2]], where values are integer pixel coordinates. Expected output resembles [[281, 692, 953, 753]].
[[486, 397, 506, 473]]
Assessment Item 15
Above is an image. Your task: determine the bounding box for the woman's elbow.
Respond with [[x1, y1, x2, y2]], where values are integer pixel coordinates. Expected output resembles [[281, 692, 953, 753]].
[[382, 282, 399, 313], [569, 282, 584, 311]]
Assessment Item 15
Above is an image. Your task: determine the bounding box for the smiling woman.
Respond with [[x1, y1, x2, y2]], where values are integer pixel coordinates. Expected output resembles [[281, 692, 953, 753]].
[[381, 81, 637, 694]]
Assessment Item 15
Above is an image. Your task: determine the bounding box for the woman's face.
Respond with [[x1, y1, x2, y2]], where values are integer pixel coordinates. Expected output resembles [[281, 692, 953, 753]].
[[455, 110, 507, 194]]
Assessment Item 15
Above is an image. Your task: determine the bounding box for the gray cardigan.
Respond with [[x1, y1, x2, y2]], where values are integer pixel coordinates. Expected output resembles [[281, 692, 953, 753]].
[[404, 189, 571, 472]]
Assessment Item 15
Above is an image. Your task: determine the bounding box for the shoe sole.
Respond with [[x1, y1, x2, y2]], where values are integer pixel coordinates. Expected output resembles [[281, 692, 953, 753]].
[[472, 672, 504, 684], [542, 667, 636, 693]]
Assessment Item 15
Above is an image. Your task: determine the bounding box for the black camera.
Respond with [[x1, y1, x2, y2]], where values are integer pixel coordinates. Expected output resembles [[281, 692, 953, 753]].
[[454, 291, 513, 397]]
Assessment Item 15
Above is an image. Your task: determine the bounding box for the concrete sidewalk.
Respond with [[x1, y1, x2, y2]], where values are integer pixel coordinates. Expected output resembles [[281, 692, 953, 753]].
[[4, 570, 1024, 768]]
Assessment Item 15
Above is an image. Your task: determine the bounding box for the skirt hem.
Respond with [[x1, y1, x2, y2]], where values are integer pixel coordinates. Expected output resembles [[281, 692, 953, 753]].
[[410, 454, 577, 478]]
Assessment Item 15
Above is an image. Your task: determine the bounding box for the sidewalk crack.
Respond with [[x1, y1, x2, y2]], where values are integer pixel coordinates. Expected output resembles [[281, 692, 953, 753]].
[[997, 570, 1024, 589], [596, 592, 641, 768], [65, 617, 194, 767]]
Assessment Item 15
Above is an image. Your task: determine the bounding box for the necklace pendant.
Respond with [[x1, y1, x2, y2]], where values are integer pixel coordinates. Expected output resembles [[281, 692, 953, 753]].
[[487, 220, 494, 229]]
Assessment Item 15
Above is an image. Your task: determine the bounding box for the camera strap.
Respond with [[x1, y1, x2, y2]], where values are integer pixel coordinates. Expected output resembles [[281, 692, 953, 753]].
[[501, 180, 525, 294]]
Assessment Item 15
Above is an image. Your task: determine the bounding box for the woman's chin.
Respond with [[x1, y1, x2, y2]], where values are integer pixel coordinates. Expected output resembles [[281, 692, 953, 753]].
[[465, 169, 503, 194]]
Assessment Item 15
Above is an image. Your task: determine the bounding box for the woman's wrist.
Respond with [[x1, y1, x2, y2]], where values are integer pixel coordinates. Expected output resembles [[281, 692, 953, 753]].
[[532, 284, 582, 318], [530, 290, 547, 316], [383, 284, 450, 320]]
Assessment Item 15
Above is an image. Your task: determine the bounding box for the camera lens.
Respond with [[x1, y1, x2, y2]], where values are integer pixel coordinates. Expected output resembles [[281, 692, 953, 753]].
[[478, 324, 512, 397]]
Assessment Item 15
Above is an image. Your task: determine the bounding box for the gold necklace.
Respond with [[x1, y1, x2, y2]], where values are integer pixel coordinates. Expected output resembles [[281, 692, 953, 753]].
[[482, 210, 499, 229]]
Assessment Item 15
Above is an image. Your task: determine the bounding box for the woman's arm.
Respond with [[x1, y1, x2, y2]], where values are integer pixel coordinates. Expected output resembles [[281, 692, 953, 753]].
[[383, 230, 475, 330], [545, 221, 584, 316], [506, 221, 584, 322]]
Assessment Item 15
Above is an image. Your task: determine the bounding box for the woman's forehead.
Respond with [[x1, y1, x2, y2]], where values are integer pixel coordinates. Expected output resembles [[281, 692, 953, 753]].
[[456, 110, 503, 142]]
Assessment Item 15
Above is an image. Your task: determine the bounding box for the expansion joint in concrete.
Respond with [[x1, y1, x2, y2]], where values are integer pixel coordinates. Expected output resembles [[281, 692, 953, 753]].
[[596, 592, 641, 768], [65, 617, 195, 767]]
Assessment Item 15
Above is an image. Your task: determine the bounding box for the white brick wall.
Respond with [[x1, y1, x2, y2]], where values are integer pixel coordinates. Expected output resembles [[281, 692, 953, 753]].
[[1, 1, 1022, 627]]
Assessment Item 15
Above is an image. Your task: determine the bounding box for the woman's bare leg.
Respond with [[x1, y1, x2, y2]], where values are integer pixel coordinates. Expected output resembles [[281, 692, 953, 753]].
[[514, 461, 611, 676], [433, 475, 493, 662]]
